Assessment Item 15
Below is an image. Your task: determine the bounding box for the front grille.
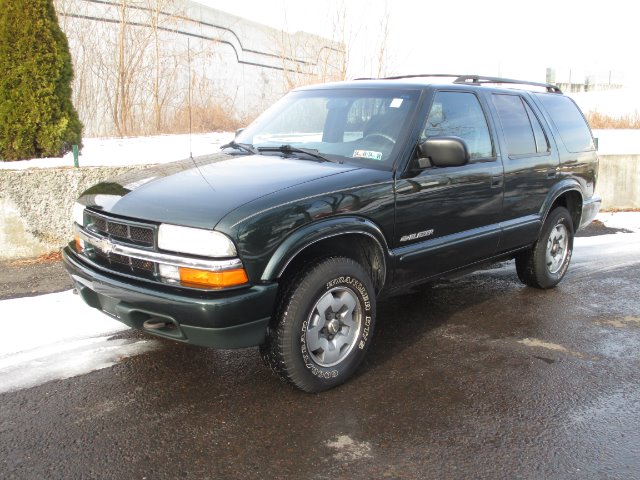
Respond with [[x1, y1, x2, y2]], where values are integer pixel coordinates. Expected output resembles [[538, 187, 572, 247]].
[[87, 212, 154, 247], [93, 248, 155, 276], [83, 211, 158, 280]]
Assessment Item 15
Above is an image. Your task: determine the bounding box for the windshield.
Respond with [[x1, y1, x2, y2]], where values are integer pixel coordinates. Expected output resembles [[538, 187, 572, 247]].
[[236, 88, 420, 168]]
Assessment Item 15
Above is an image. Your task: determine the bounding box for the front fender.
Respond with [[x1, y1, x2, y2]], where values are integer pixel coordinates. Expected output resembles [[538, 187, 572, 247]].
[[260, 216, 390, 282]]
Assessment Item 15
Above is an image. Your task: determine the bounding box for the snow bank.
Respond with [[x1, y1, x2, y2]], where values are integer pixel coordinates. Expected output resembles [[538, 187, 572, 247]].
[[0, 132, 233, 170]]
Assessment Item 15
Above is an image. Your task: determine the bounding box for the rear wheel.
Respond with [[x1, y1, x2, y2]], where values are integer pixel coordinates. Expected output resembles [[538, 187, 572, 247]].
[[260, 257, 376, 392], [516, 207, 574, 289]]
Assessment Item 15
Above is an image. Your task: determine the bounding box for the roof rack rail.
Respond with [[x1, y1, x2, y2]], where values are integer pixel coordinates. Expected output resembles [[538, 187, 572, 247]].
[[353, 73, 563, 94], [453, 75, 562, 94], [354, 73, 465, 81]]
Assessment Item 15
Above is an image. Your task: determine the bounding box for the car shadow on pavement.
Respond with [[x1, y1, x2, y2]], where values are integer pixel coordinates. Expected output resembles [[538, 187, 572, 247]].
[[356, 274, 510, 376], [104, 269, 515, 397]]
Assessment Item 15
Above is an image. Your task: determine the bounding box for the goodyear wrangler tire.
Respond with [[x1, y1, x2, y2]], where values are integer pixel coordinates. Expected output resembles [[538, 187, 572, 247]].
[[260, 257, 376, 392], [515, 207, 574, 289]]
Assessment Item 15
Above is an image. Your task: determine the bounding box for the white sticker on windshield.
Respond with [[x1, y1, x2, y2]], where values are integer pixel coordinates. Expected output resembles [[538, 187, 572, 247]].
[[353, 150, 383, 161], [390, 98, 404, 108]]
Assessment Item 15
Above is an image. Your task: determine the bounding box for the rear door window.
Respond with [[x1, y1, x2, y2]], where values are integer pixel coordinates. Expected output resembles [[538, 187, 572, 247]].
[[535, 94, 595, 153], [492, 94, 549, 156]]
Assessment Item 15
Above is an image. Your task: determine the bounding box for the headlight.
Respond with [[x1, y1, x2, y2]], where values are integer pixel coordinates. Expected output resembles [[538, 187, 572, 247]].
[[158, 224, 237, 257], [72, 202, 85, 226]]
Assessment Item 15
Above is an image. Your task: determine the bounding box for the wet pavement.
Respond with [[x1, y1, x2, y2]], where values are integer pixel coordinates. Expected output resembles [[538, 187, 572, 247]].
[[1, 231, 640, 479]]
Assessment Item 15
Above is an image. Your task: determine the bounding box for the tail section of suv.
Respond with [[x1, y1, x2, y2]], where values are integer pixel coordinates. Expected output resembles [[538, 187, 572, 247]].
[[63, 74, 600, 392]]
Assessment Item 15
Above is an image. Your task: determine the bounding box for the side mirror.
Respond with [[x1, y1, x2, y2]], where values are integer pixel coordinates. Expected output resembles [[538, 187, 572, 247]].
[[235, 128, 245, 138], [418, 136, 469, 168]]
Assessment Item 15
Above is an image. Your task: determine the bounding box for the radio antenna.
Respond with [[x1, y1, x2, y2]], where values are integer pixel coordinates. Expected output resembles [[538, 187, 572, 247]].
[[187, 36, 193, 160]]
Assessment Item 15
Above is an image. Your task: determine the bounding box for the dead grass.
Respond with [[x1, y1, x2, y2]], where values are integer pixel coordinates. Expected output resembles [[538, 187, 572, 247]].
[[601, 208, 640, 212], [9, 251, 62, 266], [585, 111, 640, 129], [166, 103, 251, 134]]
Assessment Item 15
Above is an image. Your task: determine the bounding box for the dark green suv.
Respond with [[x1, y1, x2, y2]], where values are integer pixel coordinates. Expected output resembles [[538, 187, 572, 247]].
[[63, 74, 601, 392]]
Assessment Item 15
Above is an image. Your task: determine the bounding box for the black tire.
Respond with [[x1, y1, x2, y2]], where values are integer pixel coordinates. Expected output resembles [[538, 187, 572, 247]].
[[515, 207, 574, 289], [260, 257, 376, 392]]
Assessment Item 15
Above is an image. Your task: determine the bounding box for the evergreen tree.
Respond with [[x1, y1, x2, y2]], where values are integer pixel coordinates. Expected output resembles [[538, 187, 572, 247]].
[[0, 0, 83, 161]]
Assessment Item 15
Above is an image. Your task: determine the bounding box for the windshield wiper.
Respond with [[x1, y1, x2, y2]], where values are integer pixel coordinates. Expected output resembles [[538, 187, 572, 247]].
[[257, 145, 340, 163], [220, 140, 259, 155]]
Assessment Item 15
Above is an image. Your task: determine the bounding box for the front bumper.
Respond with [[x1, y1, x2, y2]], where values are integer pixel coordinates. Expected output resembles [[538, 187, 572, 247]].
[[62, 247, 279, 349]]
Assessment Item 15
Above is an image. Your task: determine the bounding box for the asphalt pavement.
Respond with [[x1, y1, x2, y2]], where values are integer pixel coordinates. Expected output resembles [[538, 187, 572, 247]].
[[1, 227, 639, 480]]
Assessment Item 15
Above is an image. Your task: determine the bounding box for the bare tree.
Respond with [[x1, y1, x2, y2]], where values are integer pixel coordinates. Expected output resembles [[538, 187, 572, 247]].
[[376, 1, 391, 78], [55, 0, 350, 137], [113, 0, 153, 136], [143, 0, 184, 133]]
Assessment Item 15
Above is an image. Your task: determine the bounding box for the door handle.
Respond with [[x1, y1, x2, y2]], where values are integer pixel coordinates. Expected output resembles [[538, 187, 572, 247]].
[[547, 168, 557, 178], [491, 175, 503, 188]]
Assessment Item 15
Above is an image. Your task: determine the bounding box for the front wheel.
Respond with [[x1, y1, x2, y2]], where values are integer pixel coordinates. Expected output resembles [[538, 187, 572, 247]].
[[516, 207, 574, 289], [260, 257, 376, 392]]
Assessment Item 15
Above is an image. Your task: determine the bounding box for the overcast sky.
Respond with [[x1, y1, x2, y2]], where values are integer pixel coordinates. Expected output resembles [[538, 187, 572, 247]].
[[193, 0, 638, 85]]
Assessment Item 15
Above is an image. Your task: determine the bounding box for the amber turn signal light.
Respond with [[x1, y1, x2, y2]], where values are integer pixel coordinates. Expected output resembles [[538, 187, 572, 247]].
[[74, 234, 84, 253], [178, 267, 248, 289]]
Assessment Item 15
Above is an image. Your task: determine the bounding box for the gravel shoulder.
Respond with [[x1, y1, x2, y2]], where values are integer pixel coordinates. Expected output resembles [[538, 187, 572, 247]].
[[0, 253, 72, 301]]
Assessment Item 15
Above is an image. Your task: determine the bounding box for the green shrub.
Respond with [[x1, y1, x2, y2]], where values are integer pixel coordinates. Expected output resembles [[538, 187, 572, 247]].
[[0, 0, 82, 161]]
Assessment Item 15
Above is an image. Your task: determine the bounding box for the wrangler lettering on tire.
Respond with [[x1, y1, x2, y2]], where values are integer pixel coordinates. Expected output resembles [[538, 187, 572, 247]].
[[260, 257, 376, 393]]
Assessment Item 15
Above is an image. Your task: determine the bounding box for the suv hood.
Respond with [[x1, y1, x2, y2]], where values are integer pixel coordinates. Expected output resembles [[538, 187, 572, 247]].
[[78, 153, 359, 229]]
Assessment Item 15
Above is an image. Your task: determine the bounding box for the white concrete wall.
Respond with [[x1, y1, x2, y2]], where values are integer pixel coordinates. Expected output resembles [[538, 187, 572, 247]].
[[597, 155, 640, 210], [591, 130, 640, 210], [0, 166, 150, 259]]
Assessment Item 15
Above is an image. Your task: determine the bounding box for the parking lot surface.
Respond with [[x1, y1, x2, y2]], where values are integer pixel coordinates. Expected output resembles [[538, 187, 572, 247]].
[[1, 227, 639, 479]]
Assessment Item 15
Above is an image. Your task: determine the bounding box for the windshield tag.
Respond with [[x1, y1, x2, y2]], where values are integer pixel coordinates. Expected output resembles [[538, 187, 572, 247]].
[[353, 150, 383, 161], [390, 98, 404, 108]]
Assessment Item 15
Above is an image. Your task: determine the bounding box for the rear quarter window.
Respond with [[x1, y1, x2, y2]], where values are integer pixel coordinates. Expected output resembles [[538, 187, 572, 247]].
[[535, 94, 595, 153]]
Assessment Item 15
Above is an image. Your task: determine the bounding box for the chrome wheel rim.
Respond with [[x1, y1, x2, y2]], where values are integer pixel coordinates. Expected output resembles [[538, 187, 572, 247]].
[[546, 224, 569, 274], [305, 286, 362, 367]]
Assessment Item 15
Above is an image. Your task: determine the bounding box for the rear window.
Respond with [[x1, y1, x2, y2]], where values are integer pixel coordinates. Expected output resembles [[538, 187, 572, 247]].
[[535, 94, 594, 153]]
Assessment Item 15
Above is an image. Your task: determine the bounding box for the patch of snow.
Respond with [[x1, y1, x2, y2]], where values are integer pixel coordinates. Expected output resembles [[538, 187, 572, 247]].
[[596, 316, 640, 329], [0, 290, 160, 393], [0, 337, 159, 394], [0, 132, 234, 170], [573, 231, 640, 256], [595, 212, 640, 232], [325, 435, 373, 461], [0, 290, 127, 355], [518, 338, 585, 359]]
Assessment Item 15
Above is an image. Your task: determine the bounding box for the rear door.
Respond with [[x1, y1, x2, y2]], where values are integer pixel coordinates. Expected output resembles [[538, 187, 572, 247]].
[[487, 92, 560, 252], [393, 89, 504, 286]]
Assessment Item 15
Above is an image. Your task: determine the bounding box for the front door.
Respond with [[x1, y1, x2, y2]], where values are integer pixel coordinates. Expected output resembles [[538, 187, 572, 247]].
[[393, 90, 504, 287]]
